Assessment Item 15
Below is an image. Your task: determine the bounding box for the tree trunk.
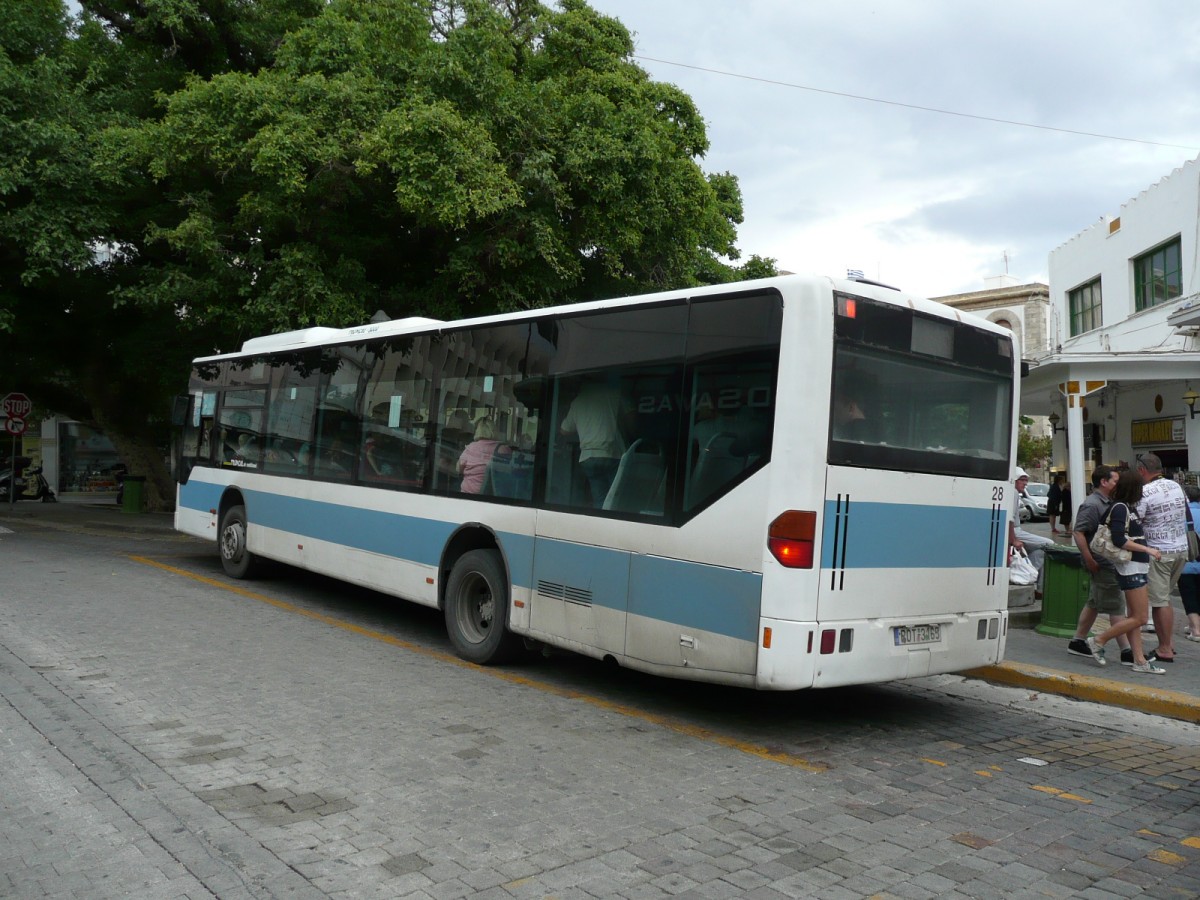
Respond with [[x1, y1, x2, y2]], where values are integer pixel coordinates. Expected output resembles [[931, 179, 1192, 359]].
[[80, 377, 176, 513]]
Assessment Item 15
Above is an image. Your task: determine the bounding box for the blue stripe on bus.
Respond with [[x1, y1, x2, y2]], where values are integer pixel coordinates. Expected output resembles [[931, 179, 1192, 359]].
[[180, 480, 760, 641], [530, 539, 631, 608], [821, 500, 1008, 569], [181, 480, 539, 582], [180, 479, 225, 513], [530, 541, 762, 643], [629, 555, 761, 643]]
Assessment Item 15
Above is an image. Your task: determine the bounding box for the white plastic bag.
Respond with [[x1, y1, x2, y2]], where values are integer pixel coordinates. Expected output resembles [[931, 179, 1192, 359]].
[[1009, 548, 1038, 585]]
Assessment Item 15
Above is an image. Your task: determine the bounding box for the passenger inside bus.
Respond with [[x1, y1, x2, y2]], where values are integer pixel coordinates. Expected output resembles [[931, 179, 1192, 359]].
[[458, 419, 504, 494], [559, 378, 629, 507], [832, 376, 873, 442]]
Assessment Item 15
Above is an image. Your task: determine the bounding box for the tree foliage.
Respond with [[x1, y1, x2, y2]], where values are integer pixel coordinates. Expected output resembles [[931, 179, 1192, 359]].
[[0, 0, 773, 509], [1017, 425, 1053, 471]]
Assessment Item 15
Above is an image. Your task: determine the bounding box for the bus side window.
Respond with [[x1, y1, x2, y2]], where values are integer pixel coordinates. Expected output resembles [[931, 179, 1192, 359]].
[[683, 373, 772, 513]]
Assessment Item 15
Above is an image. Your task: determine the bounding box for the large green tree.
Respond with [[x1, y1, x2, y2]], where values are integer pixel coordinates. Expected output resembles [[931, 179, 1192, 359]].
[[0, 0, 317, 507], [0, 0, 772, 509]]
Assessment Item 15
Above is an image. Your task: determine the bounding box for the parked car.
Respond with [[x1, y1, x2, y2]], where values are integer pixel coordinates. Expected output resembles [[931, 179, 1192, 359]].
[[1021, 482, 1050, 521]]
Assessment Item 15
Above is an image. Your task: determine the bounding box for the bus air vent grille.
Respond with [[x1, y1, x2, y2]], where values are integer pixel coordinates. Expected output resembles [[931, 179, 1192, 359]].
[[563, 585, 593, 607], [537, 580, 593, 607], [537, 580, 565, 599]]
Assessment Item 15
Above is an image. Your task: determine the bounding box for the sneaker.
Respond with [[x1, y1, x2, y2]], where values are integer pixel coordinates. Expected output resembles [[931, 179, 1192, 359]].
[[1086, 637, 1107, 666], [1131, 661, 1167, 675], [1067, 638, 1093, 658], [1120, 648, 1134, 666], [1141, 623, 1156, 633]]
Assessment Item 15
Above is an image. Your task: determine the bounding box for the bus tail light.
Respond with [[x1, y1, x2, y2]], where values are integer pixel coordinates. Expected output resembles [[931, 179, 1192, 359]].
[[820, 629, 836, 654], [768, 510, 816, 568]]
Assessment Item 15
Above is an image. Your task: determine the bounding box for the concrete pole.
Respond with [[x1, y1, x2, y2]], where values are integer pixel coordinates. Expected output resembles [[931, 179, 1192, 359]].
[[1066, 397, 1087, 528]]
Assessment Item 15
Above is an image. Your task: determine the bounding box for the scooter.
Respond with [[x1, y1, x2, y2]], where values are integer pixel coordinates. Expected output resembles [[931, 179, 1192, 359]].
[[0, 457, 56, 502]]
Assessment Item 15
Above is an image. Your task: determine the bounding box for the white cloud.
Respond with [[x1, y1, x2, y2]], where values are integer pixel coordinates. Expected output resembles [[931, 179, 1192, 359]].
[[583, 0, 1200, 296]]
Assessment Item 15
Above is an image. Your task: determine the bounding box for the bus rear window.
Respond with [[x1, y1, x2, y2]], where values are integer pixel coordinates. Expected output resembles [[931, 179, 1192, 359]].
[[829, 306, 1013, 480]]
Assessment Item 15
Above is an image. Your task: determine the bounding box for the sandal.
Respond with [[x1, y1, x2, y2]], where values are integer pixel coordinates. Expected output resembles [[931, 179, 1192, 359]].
[[1147, 650, 1175, 663]]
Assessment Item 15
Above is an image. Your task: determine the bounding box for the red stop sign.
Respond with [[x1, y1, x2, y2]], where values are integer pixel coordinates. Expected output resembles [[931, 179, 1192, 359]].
[[2, 392, 31, 418]]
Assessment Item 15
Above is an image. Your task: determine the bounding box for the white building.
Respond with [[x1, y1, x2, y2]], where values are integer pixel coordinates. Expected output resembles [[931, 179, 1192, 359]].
[[1023, 154, 1200, 506], [934, 275, 1051, 364]]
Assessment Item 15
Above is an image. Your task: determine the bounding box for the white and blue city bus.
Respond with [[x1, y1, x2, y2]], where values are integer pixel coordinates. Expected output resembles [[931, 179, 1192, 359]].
[[175, 274, 1016, 689]]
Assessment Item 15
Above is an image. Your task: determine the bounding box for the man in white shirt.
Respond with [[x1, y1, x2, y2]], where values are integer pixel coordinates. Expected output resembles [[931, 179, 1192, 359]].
[[1009, 467, 1054, 593], [1136, 453, 1187, 663], [560, 379, 628, 506]]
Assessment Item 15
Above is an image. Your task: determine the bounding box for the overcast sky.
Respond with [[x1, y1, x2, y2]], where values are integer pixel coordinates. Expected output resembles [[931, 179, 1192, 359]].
[[584, 0, 1200, 298]]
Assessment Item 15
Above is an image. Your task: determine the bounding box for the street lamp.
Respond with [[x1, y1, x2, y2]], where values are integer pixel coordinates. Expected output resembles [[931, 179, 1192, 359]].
[[1047, 412, 1065, 434], [1184, 388, 1200, 419]]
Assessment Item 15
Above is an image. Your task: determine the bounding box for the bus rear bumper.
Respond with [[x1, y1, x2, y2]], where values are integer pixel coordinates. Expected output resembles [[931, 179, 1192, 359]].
[[756, 611, 1008, 690]]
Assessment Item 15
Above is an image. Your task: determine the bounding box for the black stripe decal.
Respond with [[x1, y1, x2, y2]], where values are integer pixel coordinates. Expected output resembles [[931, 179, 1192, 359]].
[[838, 494, 850, 591]]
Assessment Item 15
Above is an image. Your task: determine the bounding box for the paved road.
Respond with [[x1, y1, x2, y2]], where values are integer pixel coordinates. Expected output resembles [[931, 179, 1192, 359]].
[[1, 508, 1199, 898]]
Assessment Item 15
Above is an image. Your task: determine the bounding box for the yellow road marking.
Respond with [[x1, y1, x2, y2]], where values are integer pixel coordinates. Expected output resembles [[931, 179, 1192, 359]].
[[1147, 848, 1187, 866], [1030, 785, 1092, 804], [921, 758, 947, 766], [1182, 836, 1200, 849], [130, 555, 828, 772], [974, 770, 993, 777]]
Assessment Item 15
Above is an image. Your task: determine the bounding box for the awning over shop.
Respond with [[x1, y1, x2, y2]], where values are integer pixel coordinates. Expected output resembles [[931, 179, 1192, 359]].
[[1020, 351, 1200, 416]]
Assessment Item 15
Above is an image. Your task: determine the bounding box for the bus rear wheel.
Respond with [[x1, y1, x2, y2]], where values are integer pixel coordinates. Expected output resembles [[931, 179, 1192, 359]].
[[445, 549, 521, 664], [219, 504, 260, 579]]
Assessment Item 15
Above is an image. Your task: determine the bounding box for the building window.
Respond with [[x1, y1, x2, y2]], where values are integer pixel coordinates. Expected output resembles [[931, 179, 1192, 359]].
[[1134, 237, 1182, 311], [1068, 278, 1102, 336]]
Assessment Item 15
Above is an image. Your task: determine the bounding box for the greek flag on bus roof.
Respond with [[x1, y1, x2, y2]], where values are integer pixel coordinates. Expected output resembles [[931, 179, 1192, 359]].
[[847, 268, 864, 279]]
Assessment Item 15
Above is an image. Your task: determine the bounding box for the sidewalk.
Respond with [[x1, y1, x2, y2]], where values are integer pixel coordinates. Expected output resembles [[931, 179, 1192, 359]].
[[972, 519, 1200, 724], [3, 500, 1198, 722], [0, 495, 176, 535]]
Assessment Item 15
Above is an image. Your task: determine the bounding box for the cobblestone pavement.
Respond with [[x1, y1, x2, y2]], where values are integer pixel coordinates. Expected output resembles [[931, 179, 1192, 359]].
[[1, 512, 1199, 898]]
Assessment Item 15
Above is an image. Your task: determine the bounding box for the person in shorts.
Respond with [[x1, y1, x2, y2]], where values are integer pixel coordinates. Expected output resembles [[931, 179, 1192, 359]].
[[1136, 453, 1187, 663], [1082, 470, 1165, 674], [1068, 465, 1133, 664]]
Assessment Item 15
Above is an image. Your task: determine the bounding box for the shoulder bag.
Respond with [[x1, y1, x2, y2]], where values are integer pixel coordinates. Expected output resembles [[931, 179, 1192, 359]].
[[1090, 503, 1132, 564]]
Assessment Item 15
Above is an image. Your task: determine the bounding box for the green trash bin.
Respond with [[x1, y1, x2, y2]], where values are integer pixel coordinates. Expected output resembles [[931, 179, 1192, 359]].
[[1035, 545, 1090, 637], [121, 475, 145, 514]]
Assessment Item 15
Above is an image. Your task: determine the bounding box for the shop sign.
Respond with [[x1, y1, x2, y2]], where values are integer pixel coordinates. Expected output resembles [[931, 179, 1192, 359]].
[[1131, 416, 1186, 447]]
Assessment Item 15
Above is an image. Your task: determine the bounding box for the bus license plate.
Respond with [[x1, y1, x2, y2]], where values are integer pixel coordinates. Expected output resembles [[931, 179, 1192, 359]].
[[894, 624, 941, 646]]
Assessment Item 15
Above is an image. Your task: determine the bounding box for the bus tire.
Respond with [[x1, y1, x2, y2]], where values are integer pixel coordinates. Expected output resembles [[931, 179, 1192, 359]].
[[445, 549, 521, 664], [219, 504, 260, 579]]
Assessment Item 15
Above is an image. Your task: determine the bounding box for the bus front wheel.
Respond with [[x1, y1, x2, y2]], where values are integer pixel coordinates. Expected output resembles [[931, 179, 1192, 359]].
[[219, 504, 260, 579], [445, 549, 521, 664]]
